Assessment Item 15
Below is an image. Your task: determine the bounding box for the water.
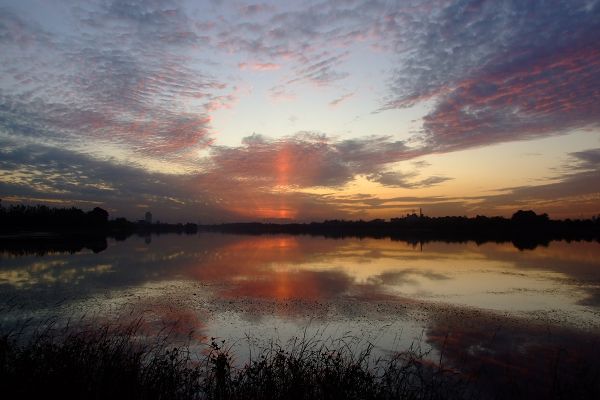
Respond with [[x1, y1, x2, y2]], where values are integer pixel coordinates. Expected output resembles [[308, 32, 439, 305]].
[[1, 233, 599, 367]]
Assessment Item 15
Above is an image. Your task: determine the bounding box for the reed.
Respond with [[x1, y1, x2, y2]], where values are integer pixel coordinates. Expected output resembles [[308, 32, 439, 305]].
[[0, 319, 468, 400]]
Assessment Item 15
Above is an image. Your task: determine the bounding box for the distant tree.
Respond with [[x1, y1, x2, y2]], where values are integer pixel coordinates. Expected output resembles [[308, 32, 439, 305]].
[[87, 207, 109, 225], [511, 210, 548, 225]]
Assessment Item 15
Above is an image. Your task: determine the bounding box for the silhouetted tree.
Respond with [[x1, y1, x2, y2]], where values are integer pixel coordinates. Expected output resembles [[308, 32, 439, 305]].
[[511, 210, 549, 225], [87, 207, 109, 225]]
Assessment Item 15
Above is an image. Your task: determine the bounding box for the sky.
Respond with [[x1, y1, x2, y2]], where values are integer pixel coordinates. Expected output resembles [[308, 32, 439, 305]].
[[0, 0, 599, 222]]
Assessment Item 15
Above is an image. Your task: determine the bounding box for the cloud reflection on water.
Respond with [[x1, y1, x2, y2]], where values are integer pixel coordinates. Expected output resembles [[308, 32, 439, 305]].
[[2, 233, 599, 398], [426, 308, 600, 399], [1, 234, 600, 315]]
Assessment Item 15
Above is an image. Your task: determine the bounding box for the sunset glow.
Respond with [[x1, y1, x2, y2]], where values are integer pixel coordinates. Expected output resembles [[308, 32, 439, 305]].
[[1, 0, 599, 221]]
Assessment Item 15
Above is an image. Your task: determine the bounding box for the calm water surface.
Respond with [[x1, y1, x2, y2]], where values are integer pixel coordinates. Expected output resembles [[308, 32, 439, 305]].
[[1, 233, 600, 366]]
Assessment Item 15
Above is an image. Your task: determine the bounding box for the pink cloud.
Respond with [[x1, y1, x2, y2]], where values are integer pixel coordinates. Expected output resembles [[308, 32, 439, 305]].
[[421, 46, 600, 153], [238, 3, 277, 16], [238, 62, 281, 71]]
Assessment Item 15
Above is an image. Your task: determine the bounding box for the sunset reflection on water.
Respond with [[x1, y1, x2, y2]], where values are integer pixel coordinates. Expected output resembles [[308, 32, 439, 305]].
[[1, 233, 599, 389]]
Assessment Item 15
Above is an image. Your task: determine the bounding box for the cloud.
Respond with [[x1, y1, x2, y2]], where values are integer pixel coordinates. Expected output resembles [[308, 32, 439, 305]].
[[329, 92, 354, 107], [214, 1, 386, 89], [188, 132, 459, 220], [287, 51, 350, 86], [2, 0, 599, 221], [215, 2, 348, 57], [371, 268, 450, 287], [208, 132, 350, 188], [222, 269, 352, 300], [207, 132, 414, 189], [332, 148, 599, 218], [368, 171, 452, 188], [383, 0, 600, 152], [0, 91, 215, 160], [0, 130, 422, 222], [238, 3, 277, 16], [238, 62, 280, 71], [0, 8, 52, 47], [570, 148, 600, 169], [268, 85, 296, 101], [0, 1, 233, 163], [6, 0, 597, 164], [465, 149, 600, 217], [335, 135, 419, 173], [426, 308, 600, 399], [412, 160, 431, 169], [89, 0, 201, 46], [0, 138, 235, 221]]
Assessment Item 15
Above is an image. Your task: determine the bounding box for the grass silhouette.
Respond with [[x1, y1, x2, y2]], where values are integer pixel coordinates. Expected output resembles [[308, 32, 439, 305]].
[[1, 319, 470, 400], [2, 317, 599, 399]]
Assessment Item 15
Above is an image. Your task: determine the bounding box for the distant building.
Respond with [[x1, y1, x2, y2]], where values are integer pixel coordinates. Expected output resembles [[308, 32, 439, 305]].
[[405, 213, 420, 222], [145, 211, 152, 224], [391, 208, 424, 223]]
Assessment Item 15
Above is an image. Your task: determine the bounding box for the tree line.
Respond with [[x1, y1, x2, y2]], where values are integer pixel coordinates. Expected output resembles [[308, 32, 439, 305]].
[[1, 202, 598, 252], [0, 202, 197, 235], [0, 203, 109, 231]]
